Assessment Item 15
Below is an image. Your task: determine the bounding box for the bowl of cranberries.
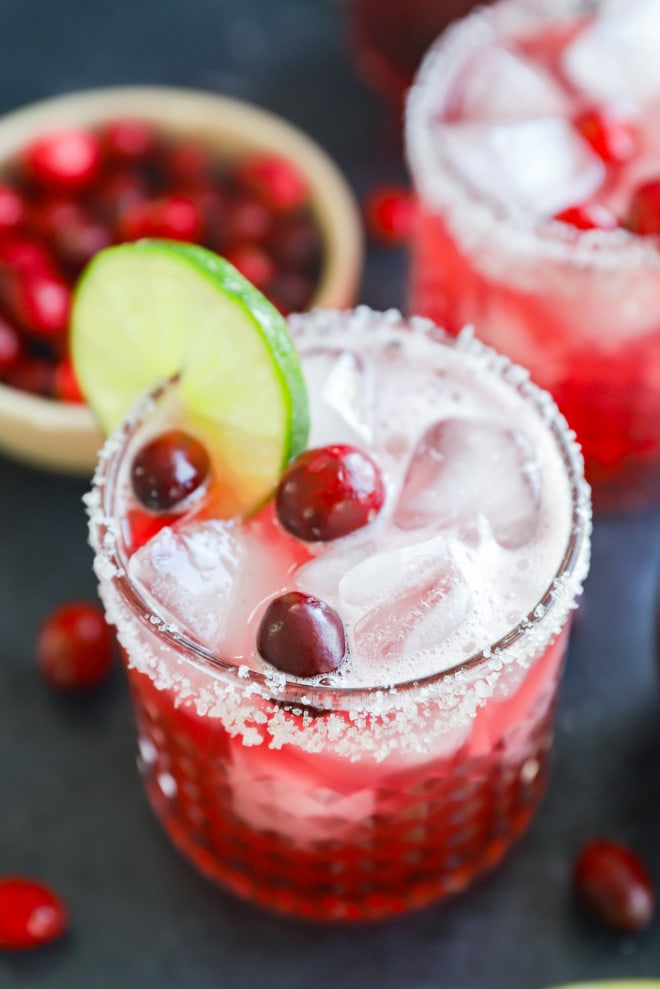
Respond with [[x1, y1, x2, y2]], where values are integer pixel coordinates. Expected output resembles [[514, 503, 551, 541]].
[[0, 85, 363, 474]]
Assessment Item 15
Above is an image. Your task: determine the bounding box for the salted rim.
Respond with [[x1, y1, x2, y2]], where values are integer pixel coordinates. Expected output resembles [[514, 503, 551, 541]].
[[85, 306, 592, 710], [405, 0, 660, 273]]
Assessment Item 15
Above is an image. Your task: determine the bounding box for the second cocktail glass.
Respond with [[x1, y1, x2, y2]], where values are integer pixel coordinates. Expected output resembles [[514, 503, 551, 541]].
[[406, 0, 660, 511]]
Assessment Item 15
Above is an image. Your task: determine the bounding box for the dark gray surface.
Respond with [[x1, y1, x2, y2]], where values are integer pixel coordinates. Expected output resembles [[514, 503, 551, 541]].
[[1, 1, 660, 987]]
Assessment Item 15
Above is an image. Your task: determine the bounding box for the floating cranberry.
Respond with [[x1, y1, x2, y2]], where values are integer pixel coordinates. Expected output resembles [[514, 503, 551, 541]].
[[237, 153, 310, 212], [25, 127, 102, 191], [0, 877, 67, 950], [576, 106, 640, 165], [36, 600, 115, 691], [257, 591, 346, 677], [131, 429, 211, 512], [573, 838, 655, 933], [102, 117, 157, 162], [225, 243, 275, 289], [627, 178, 660, 235], [0, 183, 25, 232], [364, 185, 417, 245], [276, 444, 385, 541], [554, 202, 619, 231]]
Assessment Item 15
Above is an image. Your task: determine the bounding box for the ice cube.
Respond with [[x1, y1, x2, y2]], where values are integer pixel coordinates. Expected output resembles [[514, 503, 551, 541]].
[[339, 534, 449, 609], [302, 347, 373, 447], [563, 0, 660, 104], [128, 519, 243, 644], [454, 44, 570, 122], [394, 417, 542, 549], [295, 537, 376, 606], [352, 551, 471, 664], [436, 118, 605, 216]]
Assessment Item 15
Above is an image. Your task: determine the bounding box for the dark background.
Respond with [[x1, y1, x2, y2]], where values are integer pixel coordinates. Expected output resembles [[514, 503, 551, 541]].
[[1, 1, 660, 987]]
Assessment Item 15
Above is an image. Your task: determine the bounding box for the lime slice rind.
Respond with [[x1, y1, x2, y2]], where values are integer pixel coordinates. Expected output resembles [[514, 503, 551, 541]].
[[71, 239, 309, 515]]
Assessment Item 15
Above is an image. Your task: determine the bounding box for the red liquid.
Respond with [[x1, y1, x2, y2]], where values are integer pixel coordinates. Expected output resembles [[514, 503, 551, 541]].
[[410, 208, 660, 510], [126, 629, 567, 921]]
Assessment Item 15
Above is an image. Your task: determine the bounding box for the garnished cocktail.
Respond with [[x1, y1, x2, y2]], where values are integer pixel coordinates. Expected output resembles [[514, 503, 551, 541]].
[[78, 244, 590, 920], [406, 0, 660, 510]]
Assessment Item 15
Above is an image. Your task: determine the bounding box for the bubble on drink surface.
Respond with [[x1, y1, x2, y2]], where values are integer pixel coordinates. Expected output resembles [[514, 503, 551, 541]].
[[452, 44, 570, 123], [394, 418, 542, 549], [563, 0, 660, 104], [434, 118, 605, 217], [128, 519, 243, 643], [301, 347, 374, 448], [350, 548, 472, 669]]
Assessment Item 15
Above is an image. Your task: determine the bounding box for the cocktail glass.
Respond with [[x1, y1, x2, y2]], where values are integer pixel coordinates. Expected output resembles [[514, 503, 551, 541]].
[[406, 0, 660, 511], [87, 307, 590, 922]]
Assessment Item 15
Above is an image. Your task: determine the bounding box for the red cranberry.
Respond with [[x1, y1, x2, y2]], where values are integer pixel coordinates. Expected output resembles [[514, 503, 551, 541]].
[[163, 140, 214, 186], [36, 600, 115, 691], [25, 127, 102, 191], [554, 202, 619, 231], [6, 356, 55, 397], [11, 271, 71, 338], [576, 106, 640, 164], [146, 194, 203, 241], [225, 243, 275, 289], [131, 429, 211, 512], [0, 236, 56, 277], [364, 185, 417, 245], [0, 314, 22, 375], [224, 195, 273, 245], [39, 199, 112, 270], [269, 214, 322, 271], [0, 876, 67, 950], [276, 444, 385, 542], [627, 178, 660, 235], [117, 200, 152, 241], [95, 168, 149, 224], [237, 154, 310, 212], [102, 118, 158, 162], [0, 183, 25, 232], [268, 272, 315, 314], [573, 839, 655, 933], [53, 355, 85, 403], [257, 591, 346, 677]]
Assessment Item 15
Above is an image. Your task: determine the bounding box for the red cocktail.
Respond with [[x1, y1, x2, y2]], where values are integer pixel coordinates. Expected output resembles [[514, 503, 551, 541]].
[[88, 307, 590, 921], [406, 0, 660, 510]]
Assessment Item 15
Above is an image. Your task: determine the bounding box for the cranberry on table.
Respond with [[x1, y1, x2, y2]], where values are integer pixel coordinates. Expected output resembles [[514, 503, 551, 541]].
[[572, 838, 655, 933], [554, 202, 619, 231], [0, 877, 67, 950], [257, 591, 346, 677], [364, 185, 416, 245], [130, 429, 211, 512], [276, 444, 385, 542], [36, 600, 115, 691], [627, 178, 660, 235]]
